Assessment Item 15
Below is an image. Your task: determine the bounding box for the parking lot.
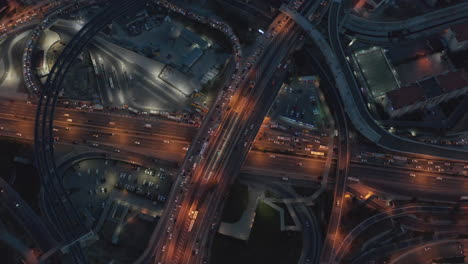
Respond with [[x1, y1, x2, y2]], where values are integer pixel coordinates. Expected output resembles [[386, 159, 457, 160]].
[[62, 158, 173, 228], [269, 76, 327, 129]]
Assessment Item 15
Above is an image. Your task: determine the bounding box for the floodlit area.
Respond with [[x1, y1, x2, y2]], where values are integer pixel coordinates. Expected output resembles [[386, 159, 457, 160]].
[[40, 12, 229, 114]]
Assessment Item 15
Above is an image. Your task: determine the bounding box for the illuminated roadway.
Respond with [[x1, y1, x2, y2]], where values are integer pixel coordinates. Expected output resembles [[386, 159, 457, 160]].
[[0, 177, 57, 253], [343, 1, 468, 44], [0, 98, 467, 200], [150, 12, 301, 264], [332, 205, 468, 264], [34, 1, 147, 263]]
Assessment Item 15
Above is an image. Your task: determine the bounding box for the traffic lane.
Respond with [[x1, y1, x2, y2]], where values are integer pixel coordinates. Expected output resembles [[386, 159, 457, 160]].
[[0, 100, 197, 141], [0, 99, 333, 158], [392, 239, 467, 264], [244, 151, 327, 178], [2, 100, 331, 162], [0, 177, 57, 251], [351, 165, 468, 198], [162, 21, 298, 263], [184, 31, 299, 263], [3, 114, 468, 196], [2, 112, 467, 197]]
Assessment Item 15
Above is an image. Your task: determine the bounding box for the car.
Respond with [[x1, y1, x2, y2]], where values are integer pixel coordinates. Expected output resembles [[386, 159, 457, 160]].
[[436, 177, 443, 180], [163, 140, 170, 144], [135, 141, 141, 145], [269, 155, 276, 158], [297, 162, 303, 166], [16, 132, 22, 137], [92, 143, 99, 147], [409, 173, 416, 177]]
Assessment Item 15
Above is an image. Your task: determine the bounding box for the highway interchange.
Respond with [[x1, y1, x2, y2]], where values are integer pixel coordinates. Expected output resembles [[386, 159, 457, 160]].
[[0, 0, 468, 264]]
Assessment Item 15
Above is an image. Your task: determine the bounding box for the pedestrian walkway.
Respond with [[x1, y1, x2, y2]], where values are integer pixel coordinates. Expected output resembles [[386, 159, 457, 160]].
[[218, 185, 263, 240]]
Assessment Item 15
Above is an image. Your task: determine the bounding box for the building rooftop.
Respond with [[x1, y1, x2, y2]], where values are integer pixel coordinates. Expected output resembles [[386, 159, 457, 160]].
[[419, 77, 441, 98], [437, 70, 468, 93], [385, 37, 443, 65], [451, 21, 468, 42], [387, 83, 426, 109]]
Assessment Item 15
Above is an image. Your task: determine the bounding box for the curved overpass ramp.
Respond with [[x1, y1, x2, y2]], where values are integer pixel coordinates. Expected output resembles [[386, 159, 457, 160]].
[[342, 2, 468, 44]]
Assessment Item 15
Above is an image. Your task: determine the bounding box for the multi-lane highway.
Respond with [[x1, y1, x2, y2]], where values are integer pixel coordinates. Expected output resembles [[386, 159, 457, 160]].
[[0, 98, 467, 201], [343, 1, 468, 44], [333, 205, 468, 264], [150, 9, 301, 263], [0, 177, 57, 253]]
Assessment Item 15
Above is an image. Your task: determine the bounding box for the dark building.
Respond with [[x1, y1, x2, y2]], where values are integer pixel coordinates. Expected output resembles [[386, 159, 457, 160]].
[[0, 0, 8, 15]]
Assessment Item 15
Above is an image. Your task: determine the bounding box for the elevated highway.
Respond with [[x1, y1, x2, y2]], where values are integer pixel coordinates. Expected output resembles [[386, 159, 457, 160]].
[[0, 177, 57, 253], [342, 1, 468, 44], [34, 1, 148, 263], [333, 205, 468, 264]]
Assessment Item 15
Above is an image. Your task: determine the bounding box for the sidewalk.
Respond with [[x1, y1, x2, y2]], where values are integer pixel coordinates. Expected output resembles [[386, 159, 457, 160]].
[[217, 184, 263, 240]]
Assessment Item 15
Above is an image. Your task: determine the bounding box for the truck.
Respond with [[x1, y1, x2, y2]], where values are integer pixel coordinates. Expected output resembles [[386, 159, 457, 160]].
[[128, 107, 139, 114], [108, 77, 115, 90], [393, 156, 407, 162], [90, 56, 99, 76], [189, 210, 198, 220], [348, 177, 360, 183], [144, 124, 152, 129]]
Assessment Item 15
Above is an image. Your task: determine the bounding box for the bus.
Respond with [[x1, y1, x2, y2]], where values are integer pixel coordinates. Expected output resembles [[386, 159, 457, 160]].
[[200, 142, 208, 156], [310, 151, 325, 156], [188, 219, 195, 232]]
